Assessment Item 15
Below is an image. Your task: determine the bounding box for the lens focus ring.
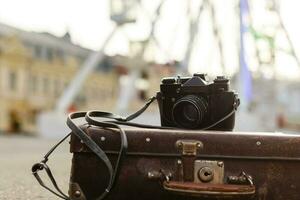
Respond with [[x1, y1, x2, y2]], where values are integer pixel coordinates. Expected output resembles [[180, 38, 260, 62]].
[[172, 95, 208, 129]]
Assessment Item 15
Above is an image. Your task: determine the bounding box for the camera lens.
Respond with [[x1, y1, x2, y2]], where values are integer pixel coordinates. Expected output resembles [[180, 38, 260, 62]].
[[172, 95, 208, 129], [183, 104, 198, 122]]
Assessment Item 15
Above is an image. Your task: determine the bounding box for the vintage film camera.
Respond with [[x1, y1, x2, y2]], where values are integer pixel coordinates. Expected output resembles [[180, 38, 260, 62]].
[[157, 73, 239, 131]]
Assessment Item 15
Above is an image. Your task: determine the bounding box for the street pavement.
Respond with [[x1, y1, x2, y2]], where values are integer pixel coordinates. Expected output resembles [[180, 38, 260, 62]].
[[0, 135, 71, 200]]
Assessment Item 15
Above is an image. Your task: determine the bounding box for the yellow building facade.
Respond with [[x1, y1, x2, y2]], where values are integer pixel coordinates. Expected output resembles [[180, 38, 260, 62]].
[[0, 31, 118, 133]]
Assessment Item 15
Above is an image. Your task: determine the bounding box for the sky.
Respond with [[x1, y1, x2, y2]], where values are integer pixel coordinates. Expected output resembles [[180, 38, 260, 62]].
[[0, 0, 300, 79], [0, 0, 112, 50]]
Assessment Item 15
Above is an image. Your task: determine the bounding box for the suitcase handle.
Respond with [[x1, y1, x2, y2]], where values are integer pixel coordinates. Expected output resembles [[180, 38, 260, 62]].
[[163, 181, 255, 199]]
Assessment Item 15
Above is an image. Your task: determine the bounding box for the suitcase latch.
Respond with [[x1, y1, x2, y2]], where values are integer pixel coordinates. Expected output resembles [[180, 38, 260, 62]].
[[176, 140, 203, 155]]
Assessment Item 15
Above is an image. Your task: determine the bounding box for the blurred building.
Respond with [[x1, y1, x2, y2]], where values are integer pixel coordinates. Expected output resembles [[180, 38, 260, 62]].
[[0, 23, 119, 133]]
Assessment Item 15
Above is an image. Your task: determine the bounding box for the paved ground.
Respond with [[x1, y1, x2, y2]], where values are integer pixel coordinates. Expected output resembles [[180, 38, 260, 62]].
[[0, 135, 71, 200]]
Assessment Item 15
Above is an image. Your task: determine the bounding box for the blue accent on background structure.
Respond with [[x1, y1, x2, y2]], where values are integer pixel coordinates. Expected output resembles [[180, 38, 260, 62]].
[[239, 0, 253, 106]]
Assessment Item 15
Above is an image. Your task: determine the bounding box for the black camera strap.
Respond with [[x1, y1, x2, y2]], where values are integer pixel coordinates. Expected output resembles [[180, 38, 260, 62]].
[[32, 96, 157, 200], [32, 95, 239, 200]]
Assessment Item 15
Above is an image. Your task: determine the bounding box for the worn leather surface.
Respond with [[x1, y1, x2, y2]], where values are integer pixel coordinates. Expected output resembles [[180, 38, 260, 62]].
[[69, 126, 300, 200], [70, 126, 300, 158]]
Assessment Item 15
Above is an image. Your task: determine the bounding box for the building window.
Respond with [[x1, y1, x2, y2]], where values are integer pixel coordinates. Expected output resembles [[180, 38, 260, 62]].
[[43, 77, 49, 94], [46, 48, 53, 62], [30, 75, 37, 93], [34, 46, 53, 62], [54, 79, 61, 97], [8, 71, 17, 91], [34, 45, 42, 58], [56, 49, 65, 63]]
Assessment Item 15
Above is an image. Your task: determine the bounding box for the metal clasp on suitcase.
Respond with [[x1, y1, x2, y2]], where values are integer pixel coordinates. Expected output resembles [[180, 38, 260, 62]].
[[155, 140, 255, 199], [176, 140, 203, 156]]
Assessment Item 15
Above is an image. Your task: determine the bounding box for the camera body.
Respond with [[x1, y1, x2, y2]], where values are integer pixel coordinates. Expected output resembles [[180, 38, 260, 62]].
[[156, 73, 239, 131]]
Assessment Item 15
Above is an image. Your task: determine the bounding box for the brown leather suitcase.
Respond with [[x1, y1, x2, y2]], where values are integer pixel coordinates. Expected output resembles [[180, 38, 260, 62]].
[[68, 126, 300, 200]]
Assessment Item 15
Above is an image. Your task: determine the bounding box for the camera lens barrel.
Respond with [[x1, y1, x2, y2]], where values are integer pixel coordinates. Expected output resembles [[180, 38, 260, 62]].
[[172, 95, 208, 129]]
